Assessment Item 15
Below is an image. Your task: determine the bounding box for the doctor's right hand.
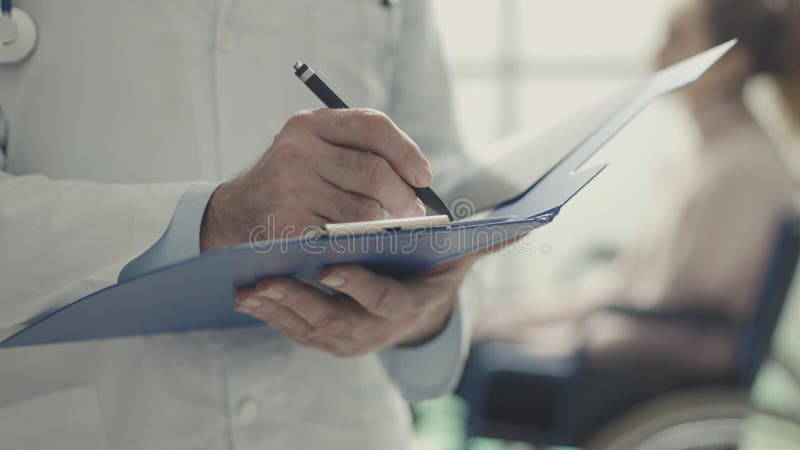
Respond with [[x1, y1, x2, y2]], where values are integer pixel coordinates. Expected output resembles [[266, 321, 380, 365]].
[[199, 108, 432, 252]]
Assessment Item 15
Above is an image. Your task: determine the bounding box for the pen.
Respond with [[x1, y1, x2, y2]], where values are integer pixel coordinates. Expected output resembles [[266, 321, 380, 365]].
[[293, 61, 454, 221]]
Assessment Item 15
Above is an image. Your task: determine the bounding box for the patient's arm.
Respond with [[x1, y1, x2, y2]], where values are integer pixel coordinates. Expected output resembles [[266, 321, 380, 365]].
[[473, 264, 631, 342]]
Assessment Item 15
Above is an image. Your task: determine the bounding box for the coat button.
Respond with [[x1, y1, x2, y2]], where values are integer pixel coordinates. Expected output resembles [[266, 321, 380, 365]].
[[236, 398, 261, 426], [217, 29, 238, 52]]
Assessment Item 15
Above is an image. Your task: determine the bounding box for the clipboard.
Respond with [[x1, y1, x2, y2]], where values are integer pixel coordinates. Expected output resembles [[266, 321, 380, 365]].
[[0, 41, 736, 349]]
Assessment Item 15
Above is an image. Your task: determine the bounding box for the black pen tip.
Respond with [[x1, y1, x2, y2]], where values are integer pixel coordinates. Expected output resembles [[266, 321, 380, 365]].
[[293, 62, 307, 76]]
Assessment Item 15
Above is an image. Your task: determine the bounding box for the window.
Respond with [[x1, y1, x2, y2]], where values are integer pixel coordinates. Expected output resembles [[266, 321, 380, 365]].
[[433, 1, 698, 299]]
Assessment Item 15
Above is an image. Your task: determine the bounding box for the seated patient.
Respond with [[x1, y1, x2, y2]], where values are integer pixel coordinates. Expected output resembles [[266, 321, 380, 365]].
[[477, 0, 800, 380]]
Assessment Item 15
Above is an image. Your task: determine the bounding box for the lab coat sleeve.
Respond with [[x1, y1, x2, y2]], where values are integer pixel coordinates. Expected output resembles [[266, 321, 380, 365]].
[[119, 182, 219, 282], [379, 0, 479, 402], [380, 265, 480, 402], [0, 170, 194, 334]]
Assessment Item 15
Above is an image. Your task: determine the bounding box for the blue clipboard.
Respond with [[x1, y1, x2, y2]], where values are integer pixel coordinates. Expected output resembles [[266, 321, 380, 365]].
[[0, 42, 735, 349]]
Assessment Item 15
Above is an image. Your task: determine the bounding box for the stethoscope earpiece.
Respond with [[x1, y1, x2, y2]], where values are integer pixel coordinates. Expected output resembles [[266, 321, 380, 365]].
[[0, 1, 36, 64]]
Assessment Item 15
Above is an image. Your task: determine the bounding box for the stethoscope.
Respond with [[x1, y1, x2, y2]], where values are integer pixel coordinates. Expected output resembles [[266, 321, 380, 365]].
[[0, 0, 37, 64]]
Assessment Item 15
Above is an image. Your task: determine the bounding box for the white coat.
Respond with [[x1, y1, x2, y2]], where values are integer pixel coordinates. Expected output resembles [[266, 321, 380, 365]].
[[0, 1, 473, 449]]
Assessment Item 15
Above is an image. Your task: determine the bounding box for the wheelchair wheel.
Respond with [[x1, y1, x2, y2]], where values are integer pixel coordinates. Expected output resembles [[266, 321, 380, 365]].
[[582, 388, 751, 450]]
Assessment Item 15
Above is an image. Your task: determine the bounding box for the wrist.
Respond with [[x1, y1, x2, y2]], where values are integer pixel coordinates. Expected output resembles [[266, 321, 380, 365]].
[[395, 295, 456, 347], [200, 183, 232, 252]]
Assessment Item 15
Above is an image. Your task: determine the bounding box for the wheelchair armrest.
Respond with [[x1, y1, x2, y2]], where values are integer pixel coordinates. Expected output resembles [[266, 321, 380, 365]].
[[602, 305, 739, 331]]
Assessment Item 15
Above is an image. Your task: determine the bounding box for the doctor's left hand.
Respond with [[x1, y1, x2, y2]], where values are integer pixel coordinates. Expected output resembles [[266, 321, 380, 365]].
[[234, 254, 479, 357]]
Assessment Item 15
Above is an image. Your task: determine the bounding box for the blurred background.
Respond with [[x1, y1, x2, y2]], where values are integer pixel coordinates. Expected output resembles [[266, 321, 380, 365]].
[[433, 0, 797, 304], [413, 1, 800, 449]]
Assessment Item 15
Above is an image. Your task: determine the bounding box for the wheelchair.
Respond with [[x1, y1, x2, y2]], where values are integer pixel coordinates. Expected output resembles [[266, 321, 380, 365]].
[[457, 217, 800, 450]]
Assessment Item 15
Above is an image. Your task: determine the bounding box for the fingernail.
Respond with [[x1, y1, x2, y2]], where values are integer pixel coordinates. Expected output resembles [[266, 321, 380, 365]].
[[382, 209, 394, 220], [261, 287, 285, 300], [415, 167, 433, 187], [242, 298, 262, 308], [320, 272, 346, 288]]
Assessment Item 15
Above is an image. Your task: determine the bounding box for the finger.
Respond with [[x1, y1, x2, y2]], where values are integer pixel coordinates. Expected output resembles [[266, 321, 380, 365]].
[[236, 295, 317, 345], [312, 144, 424, 218], [318, 265, 404, 318], [234, 286, 257, 304], [285, 173, 384, 223], [307, 176, 413, 223], [251, 278, 356, 335], [286, 108, 433, 188]]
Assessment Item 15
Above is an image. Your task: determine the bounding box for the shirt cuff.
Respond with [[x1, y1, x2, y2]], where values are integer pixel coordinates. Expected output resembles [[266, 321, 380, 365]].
[[118, 182, 219, 282], [379, 300, 469, 403]]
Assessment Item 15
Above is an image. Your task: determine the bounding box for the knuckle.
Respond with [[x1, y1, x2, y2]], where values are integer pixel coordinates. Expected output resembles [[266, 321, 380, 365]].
[[258, 300, 278, 314], [334, 148, 361, 171], [359, 199, 384, 221], [334, 191, 380, 222], [353, 197, 383, 222], [353, 112, 374, 135], [357, 110, 390, 135], [285, 110, 315, 130], [331, 190, 353, 218], [273, 139, 305, 161], [267, 133, 285, 157], [371, 286, 395, 316], [315, 315, 341, 333], [364, 157, 391, 193]]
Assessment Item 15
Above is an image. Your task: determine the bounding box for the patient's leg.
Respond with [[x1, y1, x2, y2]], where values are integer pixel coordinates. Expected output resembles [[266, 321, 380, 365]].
[[580, 310, 738, 378]]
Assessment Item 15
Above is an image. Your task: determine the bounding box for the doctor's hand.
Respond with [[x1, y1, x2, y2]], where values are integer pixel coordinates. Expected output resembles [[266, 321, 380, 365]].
[[200, 108, 432, 252], [233, 255, 479, 357]]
